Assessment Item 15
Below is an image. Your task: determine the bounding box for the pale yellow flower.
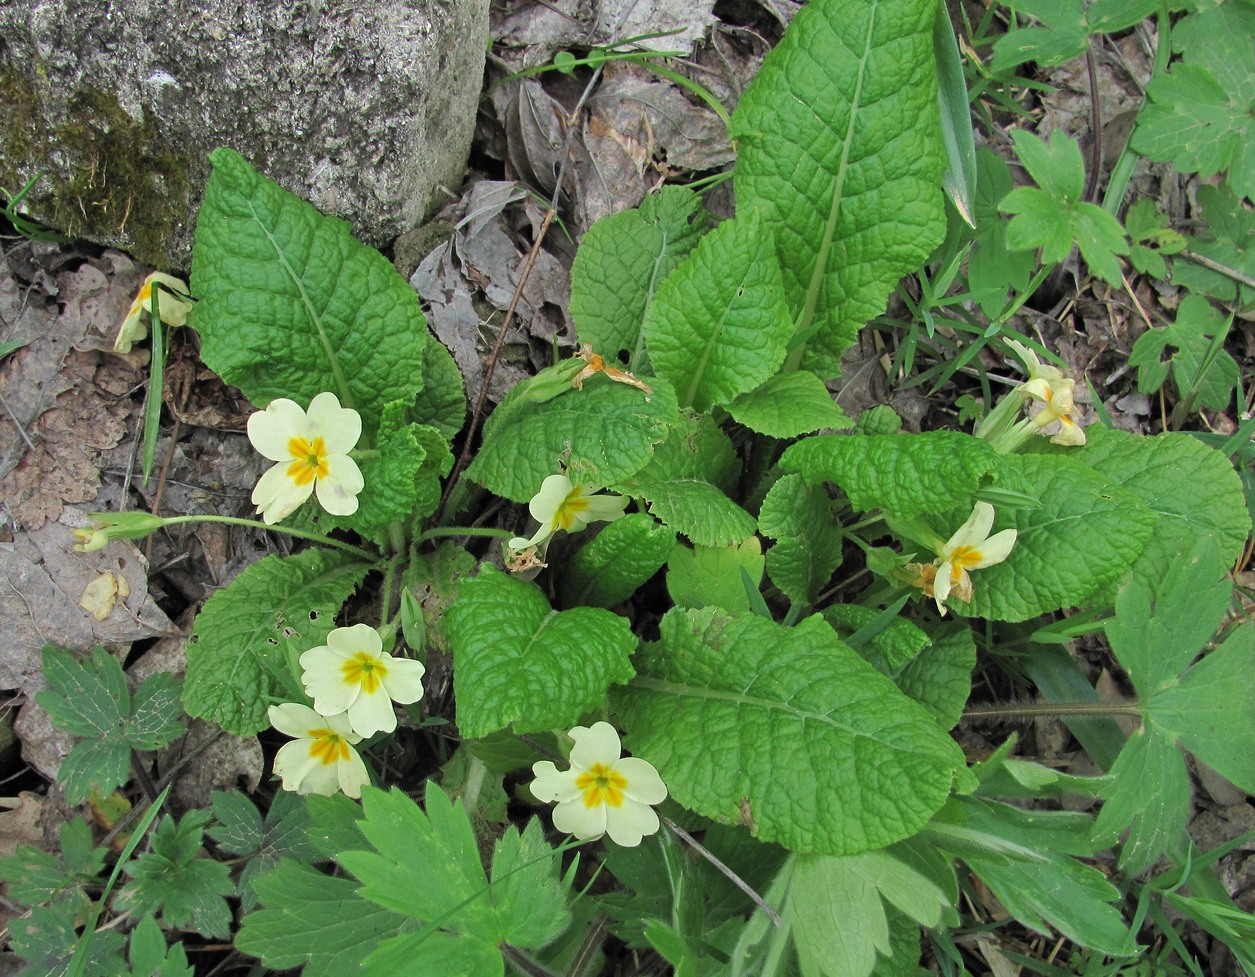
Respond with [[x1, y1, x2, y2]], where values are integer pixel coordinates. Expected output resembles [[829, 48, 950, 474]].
[[115, 272, 193, 353], [930, 502, 1017, 615], [268, 703, 370, 798], [531, 722, 667, 847], [300, 624, 426, 738], [247, 392, 364, 524], [508, 474, 628, 552]]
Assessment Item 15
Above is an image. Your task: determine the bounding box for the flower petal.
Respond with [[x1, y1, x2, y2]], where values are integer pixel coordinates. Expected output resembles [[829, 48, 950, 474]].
[[944, 501, 995, 553], [529, 474, 575, 525], [381, 657, 426, 705], [604, 799, 661, 847], [346, 688, 397, 738], [306, 392, 363, 455], [248, 399, 308, 461], [301, 659, 360, 717], [314, 455, 364, 516], [580, 494, 629, 524], [268, 703, 324, 738], [273, 739, 327, 793], [932, 560, 954, 605], [530, 761, 583, 803], [552, 796, 609, 841], [336, 745, 371, 798], [970, 528, 1017, 568], [253, 463, 314, 524], [616, 757, 668, 805], [569, 722, 622, 772], [326, 624, 382, 657]]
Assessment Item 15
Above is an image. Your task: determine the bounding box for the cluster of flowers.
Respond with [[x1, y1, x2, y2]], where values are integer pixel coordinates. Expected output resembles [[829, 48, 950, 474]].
[[241, 395, 665, 844]]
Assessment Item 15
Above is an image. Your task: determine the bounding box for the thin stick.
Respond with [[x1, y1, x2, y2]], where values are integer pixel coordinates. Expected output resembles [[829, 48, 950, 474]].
[[661, 814, 782, 927], [1082, 42, 1103, 204]]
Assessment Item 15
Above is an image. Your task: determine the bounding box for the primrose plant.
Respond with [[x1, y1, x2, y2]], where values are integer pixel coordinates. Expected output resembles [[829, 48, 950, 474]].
[[53, 0, 1255, 972]]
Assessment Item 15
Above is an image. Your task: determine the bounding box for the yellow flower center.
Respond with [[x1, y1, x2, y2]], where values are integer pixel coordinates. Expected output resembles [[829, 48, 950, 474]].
[[309, 730, 351, 765], [576, 763, 627, 808], [286, 436, 329, 486], [341, 652, 387, 695], [948, 546, 983, 580], [553, 490, 591, 531]]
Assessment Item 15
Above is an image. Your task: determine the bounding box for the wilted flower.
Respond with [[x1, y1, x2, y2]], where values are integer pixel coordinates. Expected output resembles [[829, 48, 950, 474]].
[[508, 474, 628, 553], [115, 272, 193, 354], [268, 703, 370, 798], [531, 722, 667, 847], [73, 511, 167, 552], [975, 340, 1086, 450], [299, 624, 426, 738], [247, 392, 364, 524]]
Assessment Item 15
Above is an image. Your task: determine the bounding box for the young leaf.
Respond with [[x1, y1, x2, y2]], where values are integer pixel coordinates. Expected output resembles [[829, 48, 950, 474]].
[[1076, 425, 1248, 598], [960, 453, 1156, 622], [615, 608, 966, 855], [467, 376, 678, 503], [190, 148, 427, 430], [759, 474, 843, 607], [968, 149, 1036, 318], [571, 187, 709, 370], [126, 914, 194, 977], [1000, 130, 1129, 285], [666, 538, 765, 615], [236, 859, 407, 977], [727, 371, 851, 438], [732, 0, 946, 378], [0, 818, 106, 909], [118, 810, 236, 938], [644, 215, 792, 411], [1130, 1, 1255, 202], [1124, 197, 1186, 280], [440, 566, 636, 738], [560, 513, 677, 608], [780, 432, 999, 517], [37, 648, 185, 804], [184, 548, 371, 735]]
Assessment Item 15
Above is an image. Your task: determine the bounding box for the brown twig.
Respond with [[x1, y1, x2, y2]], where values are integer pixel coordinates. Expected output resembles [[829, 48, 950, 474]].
[[1082, 42, 1103, 203]]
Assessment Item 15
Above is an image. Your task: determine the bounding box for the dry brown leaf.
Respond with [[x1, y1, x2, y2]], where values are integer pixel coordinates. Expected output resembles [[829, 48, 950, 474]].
[[0, 516, 175, 695], [0, 791, 48, 858]]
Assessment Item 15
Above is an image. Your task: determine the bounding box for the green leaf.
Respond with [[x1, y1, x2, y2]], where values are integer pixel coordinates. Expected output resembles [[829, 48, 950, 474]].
[[560, 514, 676, 608], [339, 784, 569, 954], [0, 819, 105, 909], [1125, 197, 1186, 280], [1172, 183, 1255, 305], [790, 848, 952, 977], [468, 377, 678, 503], [571, 187, 709, 369], [727, 371, 851, 438], [1092, 730, 1191, 875], [934, 797, 1134, 954], [824, 604, 928, 673], [644, 215, 792, 411], [666, 538, 765, 615], [184, 548, 371, 735], [629, 478, 756, 548], [616, 609, 966, 855], [1151, 625, 1255, 793], [119, 811, 235, 938], [236, 859, 406, 977], [190, 148, 427, 429], [441, 566, 637, 738], [1077, 425, 1249, 597], [208, 790, 317, 911], [37, 648, 184, 805], [127, 914, 193, 977], [1001, 130, 1128, 285], [732, 0, 946, 378], [614, 409, 742, 497], [1131, 2, 1255, 202], [780, 432, 999, 517], [959, 453, 1156, 622], [894, 623, 975, 731], [412, 336, 466, 442], [991, 0, 1158, 72], [8, 903, 124, 977], [759, 474, 843, 606]]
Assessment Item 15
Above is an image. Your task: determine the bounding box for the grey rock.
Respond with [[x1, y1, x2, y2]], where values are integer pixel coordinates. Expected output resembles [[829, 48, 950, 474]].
[[0, 0, 489, 269]]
